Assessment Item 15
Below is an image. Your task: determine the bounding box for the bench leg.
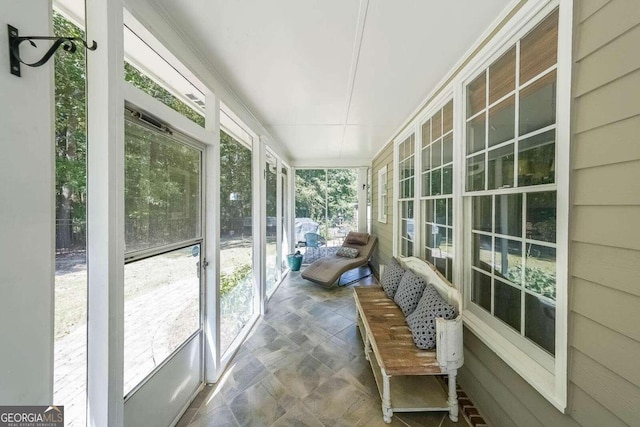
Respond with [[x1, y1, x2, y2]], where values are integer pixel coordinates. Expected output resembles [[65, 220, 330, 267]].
[[364, 334, 371, 361], [448, 371, 459, 422], [382, 372, 393, 423]]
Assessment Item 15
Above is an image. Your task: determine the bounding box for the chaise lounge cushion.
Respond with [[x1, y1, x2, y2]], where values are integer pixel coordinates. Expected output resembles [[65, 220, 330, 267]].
[[393, 270, 427, 316], [406, 284, 458, 349], [345, 231, 369, 245], [380, 257, 405, 299]]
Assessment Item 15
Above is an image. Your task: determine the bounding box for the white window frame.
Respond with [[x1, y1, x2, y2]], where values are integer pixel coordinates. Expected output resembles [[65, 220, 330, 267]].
[[377, 165, 388, 223], [417, 96, 455, 282], [393, 131, 417, 258], [387, 0, 571, 411], [458, 0, 571, 412]]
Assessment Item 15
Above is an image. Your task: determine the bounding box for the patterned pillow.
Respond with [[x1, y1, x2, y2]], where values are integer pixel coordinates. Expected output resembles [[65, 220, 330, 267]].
[[393, 270, 427, 316], [380, 257, 405, 299], [406, 284, 458, 350], [336, 246, 359, 258]]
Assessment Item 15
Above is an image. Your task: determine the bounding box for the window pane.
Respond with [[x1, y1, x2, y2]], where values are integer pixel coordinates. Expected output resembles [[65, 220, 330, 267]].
[[422, 120, 432, 146], [124, 245, 200, 394], [488, 96, 515, 147], [424, 199, 434, 223], [220, 131, 254, 353], [494, 280, 521, 331], [467, 153, 485, 191], [443, 100, 454, 134], [124, 62, 205, 128], [54, 12, 88, 425], [526, 191, 556, 243], [447, 198, 453, 227], [125, 120, 201, 253], [265, 159, 278, 294], [431, 169, 442, 196], [494, 238, 523, 284], [495, 193, 522, 237], [489, 47, 516, 104], [422, 145, 431, 172], [519, 71, 557, 136], [422, 172, 431, 197], [442, 133, 453, 164], [525, 245, 556, 300], [472, 196, 492, 232], [432, 110, 442, 140], [466, 113, 486, 155], [435, 199, 447, 225], [487, 144, 514, 190], [467, 72, 486, 117], [525, 293, 556, 354], [473, 233, 492, 272], [518, 130, 555, 186], [472, 270, 492, 312], [520, 9, 559, 85], [442, 165, 453, 195], [432, 139, 442, 168]]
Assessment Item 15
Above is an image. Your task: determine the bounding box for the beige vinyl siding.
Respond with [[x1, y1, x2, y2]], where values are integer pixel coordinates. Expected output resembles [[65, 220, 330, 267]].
[[371, 142, 394, 273], [459, 1, 640, 426]]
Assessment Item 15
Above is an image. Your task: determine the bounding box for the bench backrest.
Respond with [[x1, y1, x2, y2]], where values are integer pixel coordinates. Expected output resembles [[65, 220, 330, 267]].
[[397, 256, 461, 312]]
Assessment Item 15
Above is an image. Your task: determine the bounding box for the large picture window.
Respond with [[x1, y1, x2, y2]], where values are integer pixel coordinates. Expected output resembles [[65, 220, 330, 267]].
[[465, 10, 559, 357], [123, 113, 202, 396], [421, 100, 454, 281]]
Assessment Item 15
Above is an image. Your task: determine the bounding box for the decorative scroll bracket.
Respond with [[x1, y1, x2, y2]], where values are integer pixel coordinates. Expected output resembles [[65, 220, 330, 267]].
[[8, 24, 98, 77]]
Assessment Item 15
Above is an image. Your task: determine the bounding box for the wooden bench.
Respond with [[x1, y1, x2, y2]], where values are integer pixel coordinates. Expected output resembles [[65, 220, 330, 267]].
[[354, 256, 463, 423]]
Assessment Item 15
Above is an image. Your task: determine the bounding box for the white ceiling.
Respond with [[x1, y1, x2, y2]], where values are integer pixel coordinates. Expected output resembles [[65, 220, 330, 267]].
[[73, 0, 516, 166]]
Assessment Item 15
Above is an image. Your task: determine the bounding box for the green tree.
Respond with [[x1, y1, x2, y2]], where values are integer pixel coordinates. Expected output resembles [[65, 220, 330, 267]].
[[295, 169, 358, 237], [54, 12, 87, 250], [53, 12, 206, 251], [219, 131, 252, 236]]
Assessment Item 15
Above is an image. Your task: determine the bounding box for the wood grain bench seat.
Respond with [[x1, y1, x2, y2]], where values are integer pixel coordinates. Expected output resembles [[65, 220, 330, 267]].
[[353, 257, 463, 424]]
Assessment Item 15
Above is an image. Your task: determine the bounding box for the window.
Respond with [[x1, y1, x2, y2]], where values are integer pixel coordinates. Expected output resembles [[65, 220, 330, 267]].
[[421, 100, 454, 281], [219, 129, 254, 354], [464, 9, 559, 359], [123, 112, 202, 396], [265, 152, 278, 295], [377, 166, 388, 223], [397, 134, 415, 257]]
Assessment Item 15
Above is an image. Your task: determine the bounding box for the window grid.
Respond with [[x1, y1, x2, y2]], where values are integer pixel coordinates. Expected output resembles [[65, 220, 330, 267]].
[[377, 166, 388, 223], [465, 10, 559, 356], [420, 100, 454, 281], [398, 134, 415, 256]]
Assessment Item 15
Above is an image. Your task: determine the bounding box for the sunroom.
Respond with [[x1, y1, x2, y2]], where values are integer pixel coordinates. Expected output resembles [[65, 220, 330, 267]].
[[1, 0, 639, 426]]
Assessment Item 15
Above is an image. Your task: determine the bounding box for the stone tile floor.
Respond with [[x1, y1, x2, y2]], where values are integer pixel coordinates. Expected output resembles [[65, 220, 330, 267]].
[[177, 267, 461, 427]]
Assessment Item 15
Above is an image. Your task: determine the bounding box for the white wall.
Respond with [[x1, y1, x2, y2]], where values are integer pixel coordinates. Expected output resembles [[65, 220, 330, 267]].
[[0, 0, 55, 404]]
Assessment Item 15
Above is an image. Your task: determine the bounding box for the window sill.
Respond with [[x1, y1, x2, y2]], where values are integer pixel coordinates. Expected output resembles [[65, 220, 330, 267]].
[[462, 309, 567, 413]]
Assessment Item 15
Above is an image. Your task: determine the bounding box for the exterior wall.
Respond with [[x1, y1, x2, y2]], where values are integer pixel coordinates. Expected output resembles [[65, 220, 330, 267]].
[[459, 0, 640, 426], [368, 1, 640, 425], [371, 143, 394, 273], [0, 1, 55, 404]]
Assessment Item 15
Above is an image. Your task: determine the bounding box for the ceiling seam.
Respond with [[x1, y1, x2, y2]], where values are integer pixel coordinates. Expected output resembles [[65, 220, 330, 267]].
[[339, 0, 370, 157]]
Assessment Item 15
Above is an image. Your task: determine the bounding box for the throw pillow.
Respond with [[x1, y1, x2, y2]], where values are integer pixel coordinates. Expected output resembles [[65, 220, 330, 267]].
[[393, 270, 427, 316], [336, 246, 359, 258], [380, 257, 405, 299], [406, 284, 458, 350], [345, 232, 369, 245]]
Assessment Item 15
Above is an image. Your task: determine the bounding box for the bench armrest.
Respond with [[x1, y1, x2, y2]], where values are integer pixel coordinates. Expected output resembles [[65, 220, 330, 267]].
[[436, 316, 464, 371]]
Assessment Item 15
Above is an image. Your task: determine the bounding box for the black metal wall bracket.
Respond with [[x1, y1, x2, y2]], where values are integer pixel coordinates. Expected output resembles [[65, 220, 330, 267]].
[[8, 24, 97, 77]]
